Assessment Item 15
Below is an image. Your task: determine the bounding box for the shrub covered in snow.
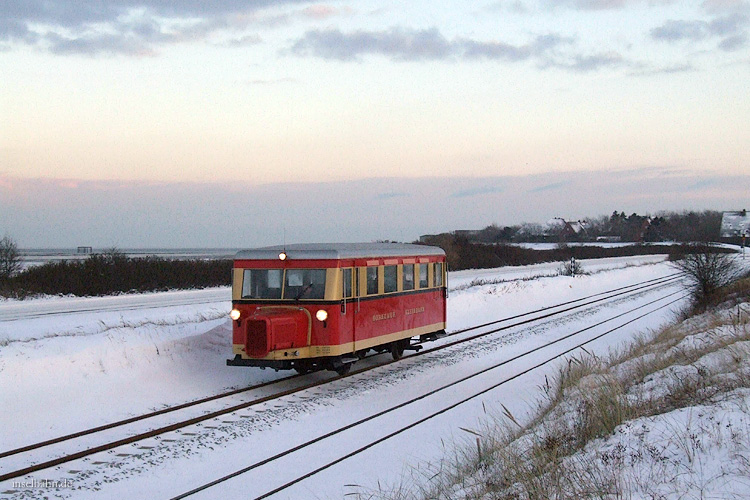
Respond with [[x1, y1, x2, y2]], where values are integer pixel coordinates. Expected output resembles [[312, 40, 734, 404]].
[[670, 243, 743, 310]]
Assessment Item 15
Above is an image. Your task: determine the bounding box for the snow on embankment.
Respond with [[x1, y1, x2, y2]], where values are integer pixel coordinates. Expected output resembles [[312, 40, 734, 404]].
[[0, 288, 272, 450], [426, 289, 750, 499]]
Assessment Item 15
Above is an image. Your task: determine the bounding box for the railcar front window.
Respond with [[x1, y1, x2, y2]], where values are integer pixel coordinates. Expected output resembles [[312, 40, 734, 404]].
[[435, 263, 444, 287], [285, 269, 327, 300], [242, 269, 282, 299]]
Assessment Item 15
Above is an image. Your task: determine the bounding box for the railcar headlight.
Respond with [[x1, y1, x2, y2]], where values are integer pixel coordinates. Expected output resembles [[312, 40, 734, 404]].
[[230, 309, 241, 321], [279, 252, 287, 261], [315, 309, 328, 322]]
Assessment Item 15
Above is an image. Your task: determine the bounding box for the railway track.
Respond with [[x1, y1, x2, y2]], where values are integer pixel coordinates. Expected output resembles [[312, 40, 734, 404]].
[[177, 289, 689, 500], [0, 273, 684, 487]]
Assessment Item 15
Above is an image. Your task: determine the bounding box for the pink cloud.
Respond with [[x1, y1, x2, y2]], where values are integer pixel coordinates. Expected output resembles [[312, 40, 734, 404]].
[[301, 5, 350, 20]]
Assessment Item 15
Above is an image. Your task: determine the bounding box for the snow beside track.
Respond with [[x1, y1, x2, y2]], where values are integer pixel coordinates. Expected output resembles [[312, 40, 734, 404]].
[[0, 254, 687, 499]]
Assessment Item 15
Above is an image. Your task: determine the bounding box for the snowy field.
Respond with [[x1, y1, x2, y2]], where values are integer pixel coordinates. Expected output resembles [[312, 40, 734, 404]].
[[0, 254, 694, 499]]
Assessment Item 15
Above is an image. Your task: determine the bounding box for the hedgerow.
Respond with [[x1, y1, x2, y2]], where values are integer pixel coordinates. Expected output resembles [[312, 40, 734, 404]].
[[0, 251, 232, 298], [418, 236, 735, 271]]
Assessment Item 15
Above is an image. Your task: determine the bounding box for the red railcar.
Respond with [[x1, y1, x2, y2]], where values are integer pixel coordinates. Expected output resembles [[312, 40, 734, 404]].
[[227, 243, 447, 374]]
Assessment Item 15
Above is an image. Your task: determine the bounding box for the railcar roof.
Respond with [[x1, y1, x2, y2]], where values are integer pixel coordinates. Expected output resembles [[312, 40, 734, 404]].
[[234, 243, 445, 261]]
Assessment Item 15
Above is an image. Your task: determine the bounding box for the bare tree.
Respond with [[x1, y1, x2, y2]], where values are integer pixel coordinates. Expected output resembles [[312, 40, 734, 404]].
[[671, 244, 741, 305], [0, 235, 22, 280]]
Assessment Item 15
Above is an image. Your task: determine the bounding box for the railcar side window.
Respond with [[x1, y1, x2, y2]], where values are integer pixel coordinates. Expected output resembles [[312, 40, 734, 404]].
[[435, 263, 444, 287], [384, 265, 398, 293], [403, 264, 415, 291], [419, 263, 428, 288], [284, 269, 326, 300], [366, 267, 379, 295], [343, 268, 353, 298], [242, 269, 282, 299]]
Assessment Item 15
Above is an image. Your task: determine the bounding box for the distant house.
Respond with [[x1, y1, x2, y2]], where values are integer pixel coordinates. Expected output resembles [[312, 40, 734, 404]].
[[637, 217, 653, 242], [720, 210, 750, 238], [544, 218, 587, 241], [76, 246, 93, 254], [565, 220, 587, 236]]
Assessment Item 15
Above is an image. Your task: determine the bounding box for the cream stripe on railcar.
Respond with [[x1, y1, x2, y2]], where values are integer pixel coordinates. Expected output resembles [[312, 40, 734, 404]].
[[232, 322, 446, 360]]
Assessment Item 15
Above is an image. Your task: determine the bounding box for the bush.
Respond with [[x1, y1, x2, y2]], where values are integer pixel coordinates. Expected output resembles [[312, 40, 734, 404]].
[[670, 243, 742, 308], [0, 235, 22, 281], [559, 257, 585, 277]]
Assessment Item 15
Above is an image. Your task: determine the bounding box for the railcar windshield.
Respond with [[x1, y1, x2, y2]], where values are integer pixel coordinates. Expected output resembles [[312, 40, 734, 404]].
[[242, 269, 282, 299], [240, 268, 326, 300], [285, 269, 326, 300]]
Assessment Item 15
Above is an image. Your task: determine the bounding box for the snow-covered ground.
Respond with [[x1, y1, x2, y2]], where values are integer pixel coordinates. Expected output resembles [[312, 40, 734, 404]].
[[435, 287, 750, 500], [0, 255, 691, 499]]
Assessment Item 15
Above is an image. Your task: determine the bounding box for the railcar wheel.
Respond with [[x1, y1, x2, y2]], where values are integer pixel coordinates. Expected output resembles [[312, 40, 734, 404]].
[[334, 363, 351, 376], [390, 339, 408, 360], [294, 361, 314, 374]]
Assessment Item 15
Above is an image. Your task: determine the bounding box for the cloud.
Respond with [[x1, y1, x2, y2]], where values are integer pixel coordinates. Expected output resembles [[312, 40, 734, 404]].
[[481, 2, 529, 14], [46, 31, 157, 57], [461, 39, 532, 61], [529, 181, 568, 193], [565, 0, 630, 10], [301, 5, 353, 20], [1, 1, 294, 31], [376, 192, 410, 200], [651, 9, 749, 51], [451, 185, 504, 198], [718, 32, 748, 49], [628, 62, 696, 76], [290, 27, 454, 61], [554, 51, 625, 72], [687, 178, 719, 190], [701, 0, 750, 16], [222, 34, 263, 47], [289, 27, 625, 72], [0, 0, 310, 55], [461, 34, 574, 62], [651, 20, 709, 41], [550, 0, 674, 10]]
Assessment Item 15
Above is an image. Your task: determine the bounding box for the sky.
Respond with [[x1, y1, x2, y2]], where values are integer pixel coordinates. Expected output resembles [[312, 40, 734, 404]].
[[1, 0, 749, 248]]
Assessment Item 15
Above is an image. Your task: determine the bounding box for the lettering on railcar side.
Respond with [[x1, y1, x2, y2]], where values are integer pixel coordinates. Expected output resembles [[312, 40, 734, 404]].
[[405, 307, 425, 315], [372, 312, 396, 322]]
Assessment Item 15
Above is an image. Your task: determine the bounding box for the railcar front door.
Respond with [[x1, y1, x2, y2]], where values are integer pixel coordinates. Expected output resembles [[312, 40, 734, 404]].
[[340, 267, 356, 353]]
